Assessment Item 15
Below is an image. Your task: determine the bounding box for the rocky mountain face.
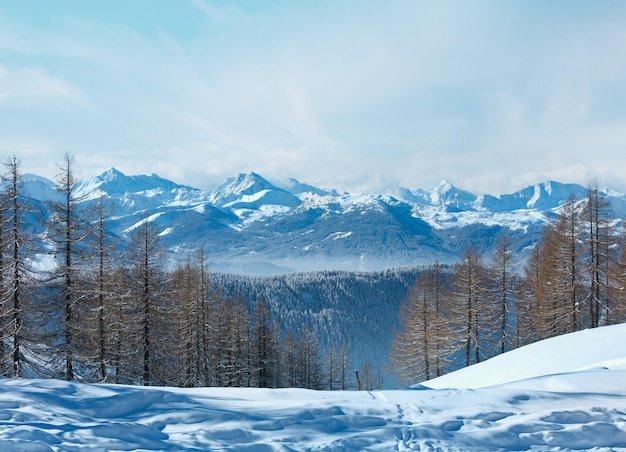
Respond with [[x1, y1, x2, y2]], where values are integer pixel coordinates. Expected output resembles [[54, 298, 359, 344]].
[[14, 169, 626, 274]]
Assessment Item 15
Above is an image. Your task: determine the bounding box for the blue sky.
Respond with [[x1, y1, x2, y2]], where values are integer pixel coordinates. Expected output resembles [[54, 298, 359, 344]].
[[1, 0, 626, 194]]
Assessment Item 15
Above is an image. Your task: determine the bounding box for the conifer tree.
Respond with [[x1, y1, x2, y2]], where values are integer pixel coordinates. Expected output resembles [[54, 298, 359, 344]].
[[252, 296, 276, 388], [325, 343, 345, 390], [296, 323, 323, 389], [449, 247, 494, 367], [103, 266, 131, 384], [335, 340, 352, 390], [490, 232, 521, 354], [168, 252, 212, 387], [47, 154, 92, 381], [612, 227, 626, 323], [78, 195, 117, 382], [280, 330, 298, 388], [524, 203, 581, 340], [582, 183, 614, 327], [359, 361, 375, 391], [168, 262, 194, 386], [518, 245, 541, 346], [390, 263, 452, 384], [0, 176, 5, 374], [212, 293, 251, 387], [530, 222, 567, 339], [196, 246, 211, 386], [126, 214, 167, 385], [1, 157, 30, 377]]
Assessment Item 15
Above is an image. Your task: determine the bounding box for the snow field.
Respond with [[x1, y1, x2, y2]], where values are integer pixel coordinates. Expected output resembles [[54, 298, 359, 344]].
[[1, 324, 626, 450]]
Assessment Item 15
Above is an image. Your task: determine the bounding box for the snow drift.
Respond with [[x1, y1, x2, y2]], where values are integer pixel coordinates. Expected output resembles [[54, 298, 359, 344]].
[[1, 324, 626, 450]]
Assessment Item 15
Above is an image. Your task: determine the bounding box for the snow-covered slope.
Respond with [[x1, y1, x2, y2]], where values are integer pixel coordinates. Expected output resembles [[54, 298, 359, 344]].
[[20, 173, 62, 202], [475, 181, 590, 212], [2, 324, 626, 450], [9, 168, 626, 273], [424, 323, 626, 390], [208, 172, 300, 208]]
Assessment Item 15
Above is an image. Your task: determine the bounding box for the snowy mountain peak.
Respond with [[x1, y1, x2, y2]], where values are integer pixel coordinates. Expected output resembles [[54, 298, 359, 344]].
[[210, 172, 286, 206], [471, 181, 590, 212], [521, 181, 587, 209], [209, 172, 303, 217], [77, 168, 188, 197], [434, 179, 453, 194], [230, 172, 274, 193], [276, 178, 335, 196], [72, 167, 122, 199], [99, 167, 125, 182], [13, 168, 626, 274], [430, 180, 477, 209], [18, 173, 62, 202]]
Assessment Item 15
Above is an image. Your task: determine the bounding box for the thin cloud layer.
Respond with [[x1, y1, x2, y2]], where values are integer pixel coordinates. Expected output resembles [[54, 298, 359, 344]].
[[1, 1, 625, 195]]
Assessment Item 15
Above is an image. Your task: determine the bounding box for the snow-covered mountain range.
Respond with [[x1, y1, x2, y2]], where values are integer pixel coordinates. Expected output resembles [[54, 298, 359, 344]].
[[15, 168, 626, 273]]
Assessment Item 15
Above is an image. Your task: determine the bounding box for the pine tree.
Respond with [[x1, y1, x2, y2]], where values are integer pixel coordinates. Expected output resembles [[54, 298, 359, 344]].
[[196, 246, 211, 386], [335, 340, 352, 390], [0, 176, 5, 375], [582, 183, 615, 327], [252, 296, 276, 388], [126, 213, 167, 385], [490, 232, 519, 354], [106, 266, 133, 384], [390, 264, 453, 384], [449, 247, 494, 367], [360, 361, 375, 391], [296, 323, 323, 389], [612, 226, 626, 323], [212, 293, 251, 387], [526, 205, 580, 340], [562, 198, 582, 331], [47, 154, 92, 381], [79, 195, 117, 382], [1, 157, 30, 377], [324, 343, 344, 390], [518, 244, 541, 346], [280, 330, 298, 388], [162, 263, 193, 386], [168, 252, 212, 388]]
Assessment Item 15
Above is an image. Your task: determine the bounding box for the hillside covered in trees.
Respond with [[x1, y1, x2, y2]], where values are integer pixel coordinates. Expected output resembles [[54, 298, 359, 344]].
[[2, 154, 626, 390], [391, 187, 626, 385], [0, 155, 416, 388]]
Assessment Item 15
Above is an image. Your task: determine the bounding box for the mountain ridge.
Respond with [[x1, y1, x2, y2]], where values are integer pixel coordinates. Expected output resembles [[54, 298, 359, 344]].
[[22, 166, 622, 213], [7, 168, 625, 274]]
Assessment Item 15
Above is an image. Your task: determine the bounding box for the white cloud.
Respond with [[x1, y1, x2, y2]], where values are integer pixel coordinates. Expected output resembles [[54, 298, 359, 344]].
[[0, 66, 87, 106], [2, 1, 626, 195]]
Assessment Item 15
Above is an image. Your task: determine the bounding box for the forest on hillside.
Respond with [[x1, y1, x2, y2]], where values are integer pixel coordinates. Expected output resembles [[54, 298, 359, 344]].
[[2, 155, 626, 390], [391, 189, 626, 385], [0, 155, 410, 389]]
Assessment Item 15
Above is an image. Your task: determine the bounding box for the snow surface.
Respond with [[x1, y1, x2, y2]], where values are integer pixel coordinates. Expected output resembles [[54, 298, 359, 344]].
[[424, 323, 626, 390], [2, 325, 626, 450]]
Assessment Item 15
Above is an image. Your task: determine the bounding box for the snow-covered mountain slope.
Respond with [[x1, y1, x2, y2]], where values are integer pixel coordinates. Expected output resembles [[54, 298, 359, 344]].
[[474, 181, 590, 212], [208, 172, 301, 208], [20, 173, 63, 203], [10, 168, 626, 273], [3, 324, 626, 450], [74, 167, 197, 198]]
